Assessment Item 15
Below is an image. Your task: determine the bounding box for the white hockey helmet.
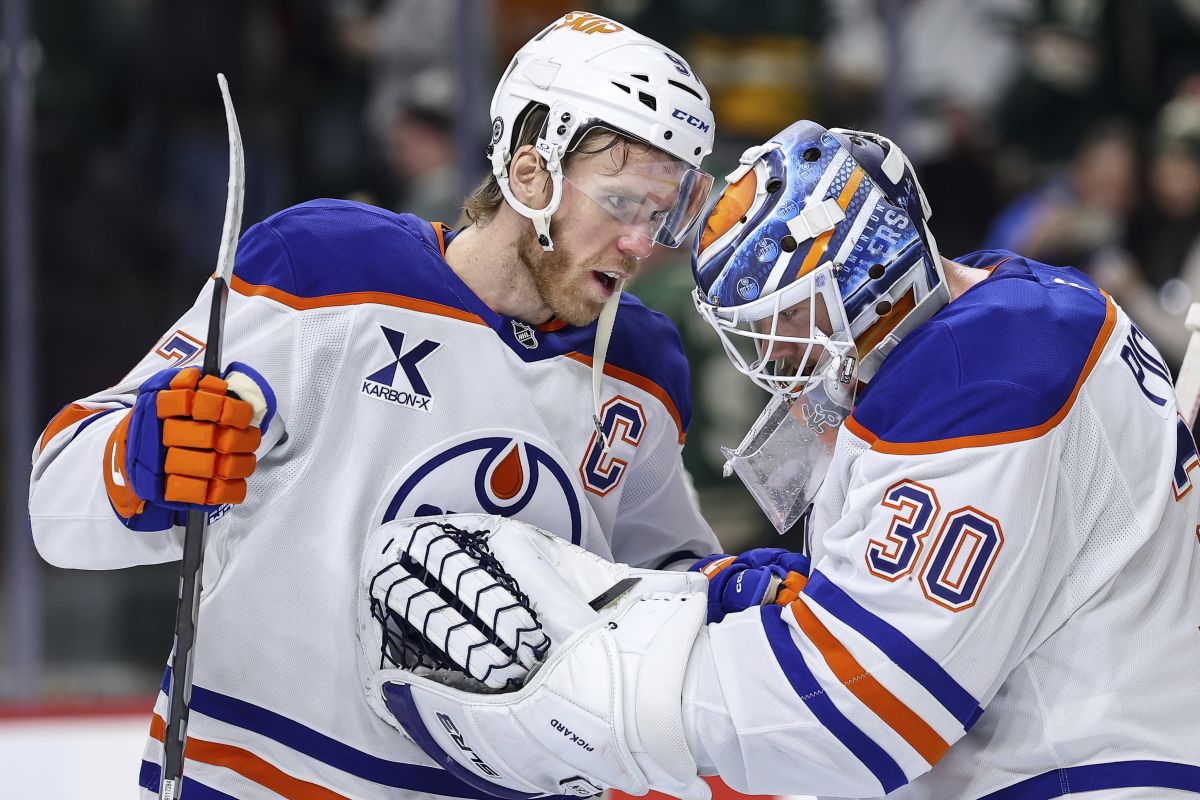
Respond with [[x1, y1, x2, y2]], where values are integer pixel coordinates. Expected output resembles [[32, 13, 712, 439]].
[[489, 11, 716, 251]]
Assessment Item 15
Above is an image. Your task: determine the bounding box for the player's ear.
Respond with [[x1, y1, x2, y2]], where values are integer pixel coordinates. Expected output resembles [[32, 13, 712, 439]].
[[508, 145, 551, 207]]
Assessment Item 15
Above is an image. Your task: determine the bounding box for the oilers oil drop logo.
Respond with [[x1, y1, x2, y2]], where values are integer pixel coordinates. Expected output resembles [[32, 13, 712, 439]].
[[379, 431, 584, 545]]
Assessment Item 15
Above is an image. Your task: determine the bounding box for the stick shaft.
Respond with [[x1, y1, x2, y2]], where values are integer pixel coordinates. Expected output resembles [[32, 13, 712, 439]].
[[159, 71, 242, 799]]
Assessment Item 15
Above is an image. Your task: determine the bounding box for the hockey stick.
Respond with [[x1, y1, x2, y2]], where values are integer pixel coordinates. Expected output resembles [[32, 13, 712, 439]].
[[1176, 302, 1200, 428], [159, 73, 244, 800]]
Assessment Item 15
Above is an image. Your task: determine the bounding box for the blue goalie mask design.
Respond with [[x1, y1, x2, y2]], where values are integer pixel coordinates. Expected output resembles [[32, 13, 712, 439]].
[[692, 120, 948, 396]]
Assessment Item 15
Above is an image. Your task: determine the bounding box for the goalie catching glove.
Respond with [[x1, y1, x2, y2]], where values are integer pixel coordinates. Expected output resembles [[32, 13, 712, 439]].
[[357, 513, 712, 800], [104, 362, 276, 521]]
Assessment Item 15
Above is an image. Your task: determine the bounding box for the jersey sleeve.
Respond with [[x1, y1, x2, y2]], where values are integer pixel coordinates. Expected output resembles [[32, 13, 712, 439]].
[[28, 217, 332, 569], [681, 416, 1065, 797]]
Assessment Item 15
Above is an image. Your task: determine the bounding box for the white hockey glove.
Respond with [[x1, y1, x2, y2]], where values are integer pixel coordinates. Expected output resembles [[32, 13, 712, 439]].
[[357, 514, 711, 800]]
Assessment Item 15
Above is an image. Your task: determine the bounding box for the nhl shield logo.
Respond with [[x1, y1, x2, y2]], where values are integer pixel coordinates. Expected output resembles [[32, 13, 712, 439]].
[[511, 320, 538, 349]]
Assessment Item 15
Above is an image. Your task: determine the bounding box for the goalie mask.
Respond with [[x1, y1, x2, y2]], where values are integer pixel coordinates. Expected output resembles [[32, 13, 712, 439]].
[[692, 120, 947, 531], [490, 11, 715, 252]]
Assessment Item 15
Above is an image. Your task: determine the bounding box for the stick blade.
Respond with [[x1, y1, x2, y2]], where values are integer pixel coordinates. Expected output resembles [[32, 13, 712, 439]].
[[214, 73, 245, 283]]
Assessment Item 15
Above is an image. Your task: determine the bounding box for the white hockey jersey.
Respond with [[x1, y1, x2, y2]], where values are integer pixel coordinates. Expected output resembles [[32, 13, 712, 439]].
[[29, 199, 718, 799], [683, 253, 1200, 799]]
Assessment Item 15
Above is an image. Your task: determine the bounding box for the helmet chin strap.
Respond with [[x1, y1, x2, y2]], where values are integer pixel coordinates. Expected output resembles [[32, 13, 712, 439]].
[[494, 139, 565, 252], [591, 284, 623, 456]]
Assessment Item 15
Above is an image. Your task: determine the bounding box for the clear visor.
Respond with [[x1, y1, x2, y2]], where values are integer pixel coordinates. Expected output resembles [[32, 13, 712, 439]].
[[562, 137, 714, 249], [695, 264, 856, 397], [721, 350, 858, 533]]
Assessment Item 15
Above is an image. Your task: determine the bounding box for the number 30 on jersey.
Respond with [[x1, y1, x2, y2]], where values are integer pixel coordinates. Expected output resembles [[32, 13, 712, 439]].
[[865, 479, 1005, 612]]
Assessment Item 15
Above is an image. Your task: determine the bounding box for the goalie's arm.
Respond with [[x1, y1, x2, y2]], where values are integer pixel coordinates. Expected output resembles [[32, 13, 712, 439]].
[[379, 433, 1058, 799], [679, 436, 1070, 797]]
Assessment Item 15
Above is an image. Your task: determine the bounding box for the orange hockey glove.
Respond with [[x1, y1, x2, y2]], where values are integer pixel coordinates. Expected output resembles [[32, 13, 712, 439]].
[[105, 361, 276, 519]]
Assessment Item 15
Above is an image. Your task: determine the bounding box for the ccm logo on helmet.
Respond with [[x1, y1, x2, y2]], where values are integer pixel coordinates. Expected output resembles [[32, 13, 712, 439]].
[[672, 108, 710, 134], [553, 12, 623, 34]]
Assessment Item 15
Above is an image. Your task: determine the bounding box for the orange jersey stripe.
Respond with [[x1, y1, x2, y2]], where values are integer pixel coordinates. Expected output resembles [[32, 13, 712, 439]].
[[789, 600, 951, 766], [564, 352, 686, 444], [228, 274, 487, 327], [430, 221, 449, 257], [228, 275, 685, 440], [847, 293, 1117, 455], [187, 739, 350, 800], [39, 404, 104, 454], [536, 318, 569, 333], [151, 713, 350, 800]]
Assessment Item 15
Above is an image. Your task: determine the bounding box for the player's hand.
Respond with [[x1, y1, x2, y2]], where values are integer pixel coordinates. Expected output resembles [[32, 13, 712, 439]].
[[692, 548, 811, 622], [105, 362, 276, 519]]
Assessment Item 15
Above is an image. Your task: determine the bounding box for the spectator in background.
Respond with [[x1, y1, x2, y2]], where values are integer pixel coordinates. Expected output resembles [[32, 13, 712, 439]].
[[383, 70, 463, 225], [822, 0, 1026, 159], [820, 0, 1022, 258], [136, 0, 291, 306], [1096, 82, 1200, 367], [985, 122, 1139, 269], [912, 102, 1005, 259], [994, 0, 1200, 174], [994, 0, 1124, 166], [333, 0, 457, 147]]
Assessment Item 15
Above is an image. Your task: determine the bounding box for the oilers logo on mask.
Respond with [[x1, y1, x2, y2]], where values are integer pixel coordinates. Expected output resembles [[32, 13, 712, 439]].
[[736, 276, 760, 301]]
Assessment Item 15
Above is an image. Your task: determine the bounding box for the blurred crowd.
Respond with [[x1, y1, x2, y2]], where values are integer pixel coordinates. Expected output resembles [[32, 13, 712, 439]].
[[12, 0, 1200, 693]]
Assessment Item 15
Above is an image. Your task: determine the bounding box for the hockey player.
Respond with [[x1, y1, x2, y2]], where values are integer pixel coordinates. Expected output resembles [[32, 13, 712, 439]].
[[28, 12, 721, 799], [372, 121, 1200, 800]]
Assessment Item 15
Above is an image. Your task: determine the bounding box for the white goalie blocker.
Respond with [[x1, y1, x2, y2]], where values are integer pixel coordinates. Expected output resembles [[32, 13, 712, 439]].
[[356, 513, 710, 800]]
